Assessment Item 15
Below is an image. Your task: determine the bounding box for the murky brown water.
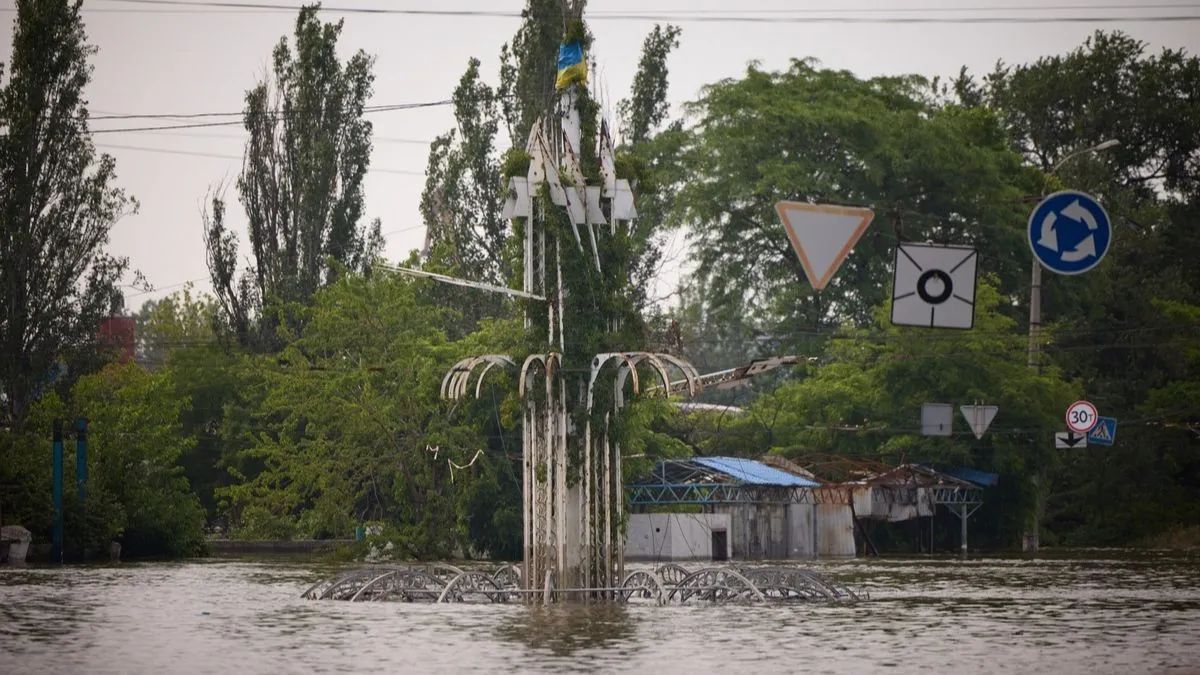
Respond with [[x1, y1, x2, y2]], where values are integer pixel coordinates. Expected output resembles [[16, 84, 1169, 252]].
[[2, 550, 1198, 673]]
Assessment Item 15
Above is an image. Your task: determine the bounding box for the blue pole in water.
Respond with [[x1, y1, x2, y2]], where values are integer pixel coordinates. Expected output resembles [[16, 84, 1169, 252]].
[[75, 418, 88, 502], [52, 419, 64, 564], [75, 418, 88, 560]]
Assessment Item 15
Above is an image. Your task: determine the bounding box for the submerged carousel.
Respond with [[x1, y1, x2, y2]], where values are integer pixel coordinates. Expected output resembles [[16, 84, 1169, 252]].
[[306, 5, 860, 606]]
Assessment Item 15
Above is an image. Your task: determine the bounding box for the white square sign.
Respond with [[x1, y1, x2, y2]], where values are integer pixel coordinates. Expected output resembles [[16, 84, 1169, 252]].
[[892, 243, 978, 329], [921, 403, 954, 436]]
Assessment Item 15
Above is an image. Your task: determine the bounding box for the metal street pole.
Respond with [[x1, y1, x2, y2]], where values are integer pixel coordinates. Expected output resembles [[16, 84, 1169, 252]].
[[1027, 139, 1120, 372], [1023, 139, 1119, 552]]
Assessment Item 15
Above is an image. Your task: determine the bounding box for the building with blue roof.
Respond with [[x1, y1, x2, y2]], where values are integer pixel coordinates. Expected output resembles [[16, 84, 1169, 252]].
[[626, 456, 854, 560], [626, 456, 993, 561]]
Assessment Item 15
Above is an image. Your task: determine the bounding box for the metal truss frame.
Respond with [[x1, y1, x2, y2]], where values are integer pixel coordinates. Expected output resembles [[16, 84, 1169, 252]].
[[626, 482, 815, 506], [929, 485, 983, 506]]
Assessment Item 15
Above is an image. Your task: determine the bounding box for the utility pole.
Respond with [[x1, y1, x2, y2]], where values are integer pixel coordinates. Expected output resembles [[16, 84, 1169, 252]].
[[1023, 139, 1120, 553], [1026, 140, 1120, 371]]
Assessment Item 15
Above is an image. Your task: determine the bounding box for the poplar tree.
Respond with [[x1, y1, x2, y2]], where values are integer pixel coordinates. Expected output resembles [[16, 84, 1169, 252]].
[[0, 0, 132, 428], [204, 4, 381, 349]]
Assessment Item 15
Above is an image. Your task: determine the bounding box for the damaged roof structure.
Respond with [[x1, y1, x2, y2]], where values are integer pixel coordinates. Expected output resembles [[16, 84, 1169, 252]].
[[625, 456, 997, 561]]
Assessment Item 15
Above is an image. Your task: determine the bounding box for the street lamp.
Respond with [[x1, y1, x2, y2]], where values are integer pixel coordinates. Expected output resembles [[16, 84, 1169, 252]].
[[1027, 139, 1121, 369], [1048, 139, 1121, 176]]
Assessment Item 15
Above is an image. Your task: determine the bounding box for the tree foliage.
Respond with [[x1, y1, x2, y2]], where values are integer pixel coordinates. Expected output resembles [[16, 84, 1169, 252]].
[[701, 281, 1076, 542], [955, 31, 1200, 545], [618, 24, 681, 146], [213, 273, 517, 556], [134, 284, 219, 366], [674, 60, 1038, 350], [0, 364, 206, 559], [497, 0, 572, 144], [0, 0, 133, 428], [958, 31, 1200, 197], [422, 60, 505, 282], [204, 4, 382, 349]]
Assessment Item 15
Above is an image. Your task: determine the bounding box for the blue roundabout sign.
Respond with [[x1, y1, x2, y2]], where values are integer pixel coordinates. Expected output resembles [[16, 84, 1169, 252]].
[[1028, 190, 1112, 275]]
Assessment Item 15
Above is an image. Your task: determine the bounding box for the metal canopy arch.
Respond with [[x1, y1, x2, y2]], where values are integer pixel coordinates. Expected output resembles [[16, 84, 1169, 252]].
[[305, 563, 860, 606]]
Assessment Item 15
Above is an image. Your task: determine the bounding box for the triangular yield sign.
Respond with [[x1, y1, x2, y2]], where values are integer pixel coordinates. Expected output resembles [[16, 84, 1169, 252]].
[[775, 201, 875, 290], [960, 405, 999, 440]]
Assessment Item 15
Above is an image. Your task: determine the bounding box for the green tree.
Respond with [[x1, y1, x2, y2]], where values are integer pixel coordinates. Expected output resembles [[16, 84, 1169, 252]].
[[0, 0, 133, 428], [497, 0, 575, 143], [216, 272, 492, 555], [959, 31, 1200, 197], [418, 59, 510, 339], [707, 280, 1076, 544], [0, 363, 205, 558], [617, 24, 681, 146], [135, 284, 219, 367], [69, 364, 207, 557], [672, 60, 1037, 363], [421, 59, 506, 286], [204, 4, 381, 349], [958, 31, 1200, 545]]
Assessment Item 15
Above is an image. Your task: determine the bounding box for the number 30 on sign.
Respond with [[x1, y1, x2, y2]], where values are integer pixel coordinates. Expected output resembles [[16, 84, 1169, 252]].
[[1066, 400, 1099, 434]]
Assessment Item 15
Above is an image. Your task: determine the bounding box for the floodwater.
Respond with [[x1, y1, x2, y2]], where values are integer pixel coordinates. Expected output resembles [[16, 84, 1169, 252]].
[[2, 550, 1198, 674]]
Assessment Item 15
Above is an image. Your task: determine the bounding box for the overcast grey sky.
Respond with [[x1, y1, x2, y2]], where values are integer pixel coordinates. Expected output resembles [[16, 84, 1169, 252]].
[[3, 1, 1198, 308]]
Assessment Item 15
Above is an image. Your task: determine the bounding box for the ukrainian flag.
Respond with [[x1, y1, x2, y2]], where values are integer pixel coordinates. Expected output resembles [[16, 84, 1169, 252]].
[[555, 41, 587, 91]]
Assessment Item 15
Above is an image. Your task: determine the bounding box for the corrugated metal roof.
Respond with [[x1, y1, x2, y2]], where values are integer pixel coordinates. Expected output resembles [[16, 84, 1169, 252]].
[[692, 456, 820, 487], [942, 466, 999, 487]]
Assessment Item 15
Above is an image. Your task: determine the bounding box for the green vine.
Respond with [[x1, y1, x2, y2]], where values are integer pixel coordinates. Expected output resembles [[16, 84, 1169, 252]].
[[500, 147, 532, 179], [563, 19, 590, 48], [577, 90, 602, 184]]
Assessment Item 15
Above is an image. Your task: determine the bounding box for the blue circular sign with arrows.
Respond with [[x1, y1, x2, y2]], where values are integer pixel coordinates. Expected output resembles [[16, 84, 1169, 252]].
[[1028, 190, 1112, 275]]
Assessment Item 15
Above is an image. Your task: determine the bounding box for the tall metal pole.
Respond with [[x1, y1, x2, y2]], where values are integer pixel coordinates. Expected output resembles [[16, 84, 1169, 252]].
[[960, 506, 968, 557], [51, 420, 64, 563], [75, 418, 88, 560], [1023, 139, 1119, 553], [1027, 263, 1042, 369]]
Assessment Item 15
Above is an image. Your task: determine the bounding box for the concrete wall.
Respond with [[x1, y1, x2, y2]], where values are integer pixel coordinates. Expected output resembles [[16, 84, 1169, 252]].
[[625, 513, 730, 561], [207, 539, 354, 556], [630, 502, 857, 561], [716, 503, 807, 559], [712, 503, 820, 560], [854, 486, 936, 522]]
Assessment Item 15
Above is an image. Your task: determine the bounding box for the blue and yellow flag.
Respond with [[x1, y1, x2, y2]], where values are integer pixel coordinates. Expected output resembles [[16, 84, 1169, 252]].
[[555, 41, 587, 90]]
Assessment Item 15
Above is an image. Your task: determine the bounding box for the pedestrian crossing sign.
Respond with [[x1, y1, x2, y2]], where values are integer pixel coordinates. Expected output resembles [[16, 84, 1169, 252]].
[[1087, 416, 1117, 446]]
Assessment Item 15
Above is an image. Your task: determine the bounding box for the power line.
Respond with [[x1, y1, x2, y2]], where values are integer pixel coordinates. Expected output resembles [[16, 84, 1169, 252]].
[[89, 101, 449, 121], [599, 3, 1200, 12], [84, 1, 1200, 22], [81, 128, 431, 145], [88, 100, 450, 134], [94, 142, 425, 175]]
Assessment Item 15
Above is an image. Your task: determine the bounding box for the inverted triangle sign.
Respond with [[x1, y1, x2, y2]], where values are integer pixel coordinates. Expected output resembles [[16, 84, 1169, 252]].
[[775, 201, 875, 290], [960, 405, 999, 440]]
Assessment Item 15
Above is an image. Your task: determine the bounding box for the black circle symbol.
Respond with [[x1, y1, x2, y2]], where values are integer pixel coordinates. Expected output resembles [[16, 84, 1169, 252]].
[[917, 269, 953, 305]]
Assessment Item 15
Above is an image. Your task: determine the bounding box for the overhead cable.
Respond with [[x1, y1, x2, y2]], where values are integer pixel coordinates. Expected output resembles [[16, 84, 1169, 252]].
[[86, 0, 1200, 22], [89, 99, 451, 133], [90, 100, 450, 121], [94, 142, 424, 175]]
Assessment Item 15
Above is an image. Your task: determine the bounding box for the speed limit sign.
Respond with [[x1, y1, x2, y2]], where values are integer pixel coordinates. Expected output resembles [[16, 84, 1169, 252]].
[[1066, 400, 1099, 434]]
